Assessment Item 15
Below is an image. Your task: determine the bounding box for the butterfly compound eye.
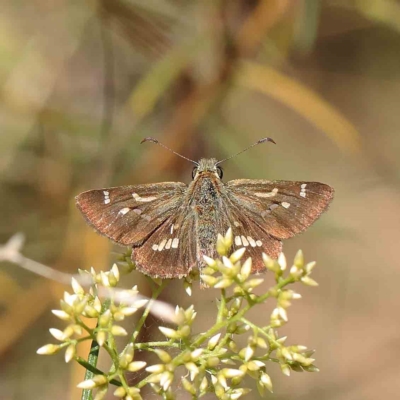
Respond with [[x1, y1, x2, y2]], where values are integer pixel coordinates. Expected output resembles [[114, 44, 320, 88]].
[[192, 167, 198, 179], [217, 166, 223, 179]]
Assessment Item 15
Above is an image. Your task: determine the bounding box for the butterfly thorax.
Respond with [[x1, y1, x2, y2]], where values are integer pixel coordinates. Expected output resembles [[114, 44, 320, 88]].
[[186, 158, 227, 267]]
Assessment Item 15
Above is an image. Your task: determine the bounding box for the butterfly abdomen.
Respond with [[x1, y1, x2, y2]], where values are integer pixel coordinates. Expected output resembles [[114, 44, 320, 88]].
[[189, 173, 227, 268]]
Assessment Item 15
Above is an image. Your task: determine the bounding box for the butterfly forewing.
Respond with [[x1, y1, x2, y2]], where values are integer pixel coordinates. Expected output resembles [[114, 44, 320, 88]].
[[75, 182, 186, 245], [227, 179, 334, 240]]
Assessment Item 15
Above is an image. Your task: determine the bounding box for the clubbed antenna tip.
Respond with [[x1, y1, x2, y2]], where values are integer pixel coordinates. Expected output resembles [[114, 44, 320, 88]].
[[216, 137, 276, 165], [258, 137, 276, 145], [140, 137, 158, 145]]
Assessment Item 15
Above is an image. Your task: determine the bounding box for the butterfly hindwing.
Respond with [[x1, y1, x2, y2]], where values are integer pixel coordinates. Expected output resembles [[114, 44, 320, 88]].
[[75, 182, 187, 245], [219, 196, 283, 273], [226, 179, 334, 240], [132, 209, 197, 278]]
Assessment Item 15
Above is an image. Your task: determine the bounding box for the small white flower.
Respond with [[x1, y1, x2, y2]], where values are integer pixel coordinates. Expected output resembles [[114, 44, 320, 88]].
[[278, 252, 287, 270], [208, 333, 221, 350], [49, 328, 65, 341]]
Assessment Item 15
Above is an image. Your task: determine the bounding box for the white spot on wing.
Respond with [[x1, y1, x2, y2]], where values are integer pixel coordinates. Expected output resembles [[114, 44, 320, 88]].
[[165, 238, 172, 249], [281, 202, 291, 209], [256, 240, 262, 247], [158, 239, 167, 251], [132, 193, 157, 202], [234, 221, 240, 227], [141, 196, 157, 202], [255, 188, 278, 198], [119, 207, 130, 215], [103, 191, 110, 204], [172, 238, 179, 248], [133, 208, 142, 215], [241, 235, 249, 247], [300, 183, 307, 198], [152, 244, 158, 251], [247, 236, 256, 247], [235, 236, 242, 246]]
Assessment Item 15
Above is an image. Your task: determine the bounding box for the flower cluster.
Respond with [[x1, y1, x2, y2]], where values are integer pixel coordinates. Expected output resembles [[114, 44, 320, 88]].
[[37, 264, 151, 399], [38, 229, 320, 399]]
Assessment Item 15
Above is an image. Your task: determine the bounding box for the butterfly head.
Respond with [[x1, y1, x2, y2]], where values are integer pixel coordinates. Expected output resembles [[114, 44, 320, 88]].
[[192, 158, 223, 180]]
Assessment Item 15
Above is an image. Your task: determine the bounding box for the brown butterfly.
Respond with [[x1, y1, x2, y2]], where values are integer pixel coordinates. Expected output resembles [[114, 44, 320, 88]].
[[76, 138, 334, 279]]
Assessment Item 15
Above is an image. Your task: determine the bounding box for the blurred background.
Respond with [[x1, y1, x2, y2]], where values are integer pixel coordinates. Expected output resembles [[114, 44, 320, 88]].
[[1, 0, 400, 399]]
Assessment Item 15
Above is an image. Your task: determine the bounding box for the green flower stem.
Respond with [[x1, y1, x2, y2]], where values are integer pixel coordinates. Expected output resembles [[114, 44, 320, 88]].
[[134, 341, 181, 350], [81, 299, 112, 400], [76, 315, 118, 363], [76, 356, 122, 386], [131, 280, 169, 343], [136, 373, 156, 389], [213, 332, 233, 353], [76, 319, 95, 336], [106, 315, 118, 368], [76, 336, 93, 343], [191, 275, 295, 349], [260, 276, 296, 302], [119, 281, 170, 391], [240, 317, 279, 348], [117, 372, 131, 393], [81, 339, 99, 400]]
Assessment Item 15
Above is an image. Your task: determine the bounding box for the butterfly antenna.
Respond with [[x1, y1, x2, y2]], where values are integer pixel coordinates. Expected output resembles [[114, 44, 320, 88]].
[[216, 137, 276, 165], [141, 137, 199, 165]]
